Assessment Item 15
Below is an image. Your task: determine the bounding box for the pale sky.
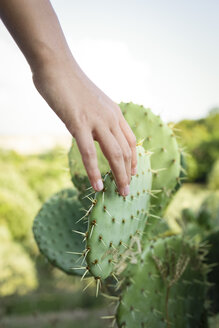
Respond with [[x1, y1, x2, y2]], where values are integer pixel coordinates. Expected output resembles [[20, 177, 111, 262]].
[[0, 0, 218, 135]]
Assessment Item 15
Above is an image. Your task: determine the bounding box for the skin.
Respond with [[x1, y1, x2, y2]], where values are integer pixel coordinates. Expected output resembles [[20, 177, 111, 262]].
[[0, 0, 137, 196]]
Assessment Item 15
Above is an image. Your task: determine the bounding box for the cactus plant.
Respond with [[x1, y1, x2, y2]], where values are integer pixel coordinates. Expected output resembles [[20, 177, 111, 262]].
[[32, 103, 213, 327], [116, 235, 208, 328], [120, 102, 181, 215], [68, 103, 181, 216], [33, 188, 87, 276], [204, 230, 219, 315], [84, 145, 152, 280]]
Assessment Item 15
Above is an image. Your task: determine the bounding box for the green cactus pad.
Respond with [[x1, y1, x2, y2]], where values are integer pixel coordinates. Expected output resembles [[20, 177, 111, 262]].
[[120, 102, 181, 214], [143, 216, 170, 241], [116, 235, 207, 328], [84, 146, 152, 280], [33, 189, 87, 276]]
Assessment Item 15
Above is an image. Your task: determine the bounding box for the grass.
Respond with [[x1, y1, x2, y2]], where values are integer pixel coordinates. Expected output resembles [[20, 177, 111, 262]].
[[0, 308, 109, 328], [0, 288, 104, 316]]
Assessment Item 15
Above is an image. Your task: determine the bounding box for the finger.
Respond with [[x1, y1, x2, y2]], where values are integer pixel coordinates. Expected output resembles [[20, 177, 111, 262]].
[[75, 131, 103, 192], [111, 125, 132, 184], [119, 118, 137, 175], [95, 128, 129, 196]]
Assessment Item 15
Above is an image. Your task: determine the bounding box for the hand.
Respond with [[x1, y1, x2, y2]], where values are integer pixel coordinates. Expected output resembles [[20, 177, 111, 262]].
[[0, 0, 137, 196], [33, 59, 137, 196]]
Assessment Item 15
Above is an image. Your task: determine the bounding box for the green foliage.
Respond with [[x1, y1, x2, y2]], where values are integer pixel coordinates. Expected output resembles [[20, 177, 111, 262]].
[[33, 188, 87, 276], [208, 159, 219, 190], [204, 231, 219, 315], [20, 158, 71, 202], [0, 164, 40, 241], [0, 147, 71, 202], [116, 235, 207, 328], [0, 226, 38, 296], [191, 139, 219, 182], [176, 113, 219, 182], [197, 192, 219, 230]]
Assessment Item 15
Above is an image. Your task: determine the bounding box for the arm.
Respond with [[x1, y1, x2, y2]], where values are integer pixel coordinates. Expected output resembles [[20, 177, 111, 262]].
[[0, 0, 137, 196]]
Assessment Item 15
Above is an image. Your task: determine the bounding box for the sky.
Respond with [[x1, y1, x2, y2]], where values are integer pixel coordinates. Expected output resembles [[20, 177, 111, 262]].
[[0, 0, 218, 135]]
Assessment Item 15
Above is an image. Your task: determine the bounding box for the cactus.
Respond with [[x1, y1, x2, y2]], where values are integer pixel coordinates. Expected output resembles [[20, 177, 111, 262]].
[[84, 146, 152, 280], [33, 189, 87, 276], [120, 102, 181, 215], [68, 103, 181, 216], [204, 230, 219, 315], [116, 235, 207, 328], [32, 103, 213, 326]]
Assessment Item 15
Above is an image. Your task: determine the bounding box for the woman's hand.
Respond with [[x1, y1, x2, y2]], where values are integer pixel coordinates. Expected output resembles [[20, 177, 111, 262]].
[[0, 0, 137, 196], [33, 59, 137, 196]]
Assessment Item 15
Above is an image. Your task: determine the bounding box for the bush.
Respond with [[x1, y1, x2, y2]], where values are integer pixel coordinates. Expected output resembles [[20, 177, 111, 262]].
[[19, 158, 71, 202], [0, 164, 40, 241], [208, 159, 219, 190], [0, 226, 37, 296], [176, 113, 219, 182]]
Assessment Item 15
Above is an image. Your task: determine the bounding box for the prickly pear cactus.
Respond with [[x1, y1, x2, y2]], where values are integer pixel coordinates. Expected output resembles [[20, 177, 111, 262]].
[[120, 102, 181, 215], [83, 146, 152, 280], [116, 235, 207, 328], [68, 103, 181, 216], [143, 216, 170, 242], [33, 189, 87, 276]]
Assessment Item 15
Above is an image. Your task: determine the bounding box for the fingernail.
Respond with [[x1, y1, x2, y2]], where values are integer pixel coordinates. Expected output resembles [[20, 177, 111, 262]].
[[121, 185, 130, 196], [132, 166, 137, 175], [94, 179, 103, 191]]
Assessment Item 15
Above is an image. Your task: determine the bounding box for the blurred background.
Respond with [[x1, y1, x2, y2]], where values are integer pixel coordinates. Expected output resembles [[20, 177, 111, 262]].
[[0, 0, 218, 327]]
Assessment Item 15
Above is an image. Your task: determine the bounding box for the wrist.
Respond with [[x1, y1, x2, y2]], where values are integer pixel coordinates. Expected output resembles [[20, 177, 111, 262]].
[[29, 41, 76, 77]]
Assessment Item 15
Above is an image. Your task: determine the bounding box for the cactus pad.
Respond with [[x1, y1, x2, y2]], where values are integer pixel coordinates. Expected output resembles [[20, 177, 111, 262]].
[[33, 189, 87, 276], [116, 235, 207, 328], [120, 102, 181, 214], [84, 146, 152, 280]]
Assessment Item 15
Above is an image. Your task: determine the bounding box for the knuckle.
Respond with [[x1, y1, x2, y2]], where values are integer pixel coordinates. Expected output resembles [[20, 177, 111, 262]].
[[123, 149, 132, 162], [113, 148, 123, 160], [83, 148, 96, 160]]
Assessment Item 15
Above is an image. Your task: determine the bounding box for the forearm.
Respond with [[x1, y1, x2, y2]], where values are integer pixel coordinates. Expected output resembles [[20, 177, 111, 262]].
[[0, 0, 75, 72], [0, 0, 137, 195]]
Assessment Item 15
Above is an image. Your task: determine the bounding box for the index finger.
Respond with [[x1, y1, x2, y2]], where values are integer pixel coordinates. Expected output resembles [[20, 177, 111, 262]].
[[75, 131, 103, 192]]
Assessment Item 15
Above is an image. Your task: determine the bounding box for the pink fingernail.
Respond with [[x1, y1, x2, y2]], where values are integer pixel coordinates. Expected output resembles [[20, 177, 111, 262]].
[[132, 166, 137, 175], [121, 185, 130, 197], [94, 179, 103, 191]]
